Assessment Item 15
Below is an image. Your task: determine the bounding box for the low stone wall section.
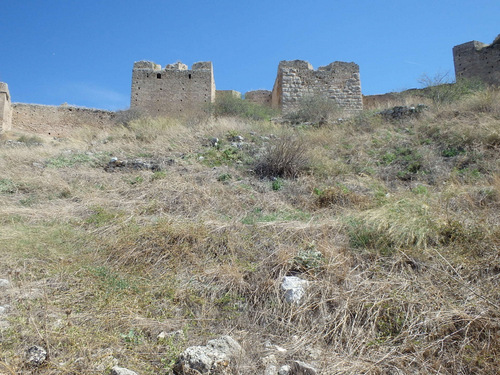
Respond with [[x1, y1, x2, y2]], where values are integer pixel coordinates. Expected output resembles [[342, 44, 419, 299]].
[[12, 104, 116, 137], [245, 90, 272, 106]]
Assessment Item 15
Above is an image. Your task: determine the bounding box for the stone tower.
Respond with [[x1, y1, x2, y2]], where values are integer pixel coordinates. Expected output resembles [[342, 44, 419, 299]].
[[271, 60, 362, 114], [130, 61, 215, 117], [453, 35, 500, 86], [0, 82, 12, 133]]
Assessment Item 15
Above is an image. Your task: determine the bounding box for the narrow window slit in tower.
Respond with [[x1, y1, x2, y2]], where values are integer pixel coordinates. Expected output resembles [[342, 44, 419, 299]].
[[189, 74, 192, 79], [157, 73, 162, 79]]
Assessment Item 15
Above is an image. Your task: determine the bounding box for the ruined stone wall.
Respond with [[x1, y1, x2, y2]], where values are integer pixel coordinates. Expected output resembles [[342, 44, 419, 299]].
[[453, 35, 500, 86], [271, 60, 363, 114], [130, 61, 215, 117], [12, 104, 116, 137], [0, 82, 12, 133], [245, 90, 272, 106], [216, 90, 241, 99]]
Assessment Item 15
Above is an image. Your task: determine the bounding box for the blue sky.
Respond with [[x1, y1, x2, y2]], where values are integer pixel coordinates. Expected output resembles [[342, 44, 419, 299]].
[[1, 1, 499, 110]]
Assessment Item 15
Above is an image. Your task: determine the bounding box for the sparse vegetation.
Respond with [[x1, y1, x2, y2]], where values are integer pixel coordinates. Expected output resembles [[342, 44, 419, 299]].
[[0, 86, 499, 374]]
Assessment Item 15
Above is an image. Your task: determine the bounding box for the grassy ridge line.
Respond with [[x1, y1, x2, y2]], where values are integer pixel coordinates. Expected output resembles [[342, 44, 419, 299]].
[[0, 87, 498, 374]]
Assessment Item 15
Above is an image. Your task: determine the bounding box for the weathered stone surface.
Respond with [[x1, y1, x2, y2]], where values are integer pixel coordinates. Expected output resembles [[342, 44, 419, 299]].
[[111, 366, 138, 375], [104, 158, 163, 172], [290, 361, 317, 375], [174, 335, 244, 374], [271, 60, 362, 115], [281, 276, 309, 304], [0, 82, 12, 133], [131, 60, 215, 117], [0, 279, 10, 288], [245, 90, 272, 106], [26, 346, 47, 366], [379, 105, 427, 120], [453, 34, 500, 86]]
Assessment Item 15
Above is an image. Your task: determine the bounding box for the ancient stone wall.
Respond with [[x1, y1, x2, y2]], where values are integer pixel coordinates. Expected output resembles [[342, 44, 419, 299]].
[[453, 35, 500, 86], [0, 82, 12, 133], [245, 90, 272, 106], [130, 61, 215, 117], [271, 60, 363, 114], [216, 90, 241, 99], [12, 104, 116, 137]]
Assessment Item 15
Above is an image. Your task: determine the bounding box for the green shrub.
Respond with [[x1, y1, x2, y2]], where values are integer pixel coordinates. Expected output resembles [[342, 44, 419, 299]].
[[209, 95, 276, 121]]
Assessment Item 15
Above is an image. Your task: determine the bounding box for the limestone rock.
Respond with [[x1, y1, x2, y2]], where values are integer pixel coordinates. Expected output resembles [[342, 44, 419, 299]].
[[111, 366, 138, 375], [173, 336, 243, 374], [281, 276, 309, 304], [26, 345, 47, 366], [278, 365, 291, 375], [290, 361, 317, 375], [0, 279, 10, 288]]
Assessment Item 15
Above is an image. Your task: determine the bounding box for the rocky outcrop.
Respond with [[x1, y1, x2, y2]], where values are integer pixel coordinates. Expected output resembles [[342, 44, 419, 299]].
[[173, 336, 244, 375]]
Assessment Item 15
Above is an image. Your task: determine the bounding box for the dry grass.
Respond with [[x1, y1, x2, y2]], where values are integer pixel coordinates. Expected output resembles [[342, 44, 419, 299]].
[[0, 88, 499, 374]]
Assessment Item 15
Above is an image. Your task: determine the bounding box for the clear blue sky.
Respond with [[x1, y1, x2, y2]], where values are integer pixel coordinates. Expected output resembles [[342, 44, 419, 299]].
[[1, 1, 498, 110]]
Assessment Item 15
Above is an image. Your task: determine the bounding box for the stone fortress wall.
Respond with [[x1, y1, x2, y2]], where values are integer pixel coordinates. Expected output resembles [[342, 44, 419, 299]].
[[11, 104, 116, 137], [453, 34, 500, 86], [0, 82, 12, 133], [271, 60, 363, 114], [244, 90, 272, 106], [130, 61, 215, 117]]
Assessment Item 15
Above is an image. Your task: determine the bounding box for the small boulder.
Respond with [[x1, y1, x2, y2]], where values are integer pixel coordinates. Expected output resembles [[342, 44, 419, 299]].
[[111, 366, 138, 375], [26, 345, 47, 367], [0, 279, 10, 288], [281, 276, 309, 304], [290, 361, 317, 375], [173, 336, 243, 374]]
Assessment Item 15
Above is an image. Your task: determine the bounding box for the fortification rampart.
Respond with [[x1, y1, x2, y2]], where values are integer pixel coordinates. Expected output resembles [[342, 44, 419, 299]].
[[131, 61, 215, 117], [271, 60, 363, 114], [12, 104, 116, 137], [0, 82, 12, 133], [245, 90, 272, 106], [453, 35, 500, 86]]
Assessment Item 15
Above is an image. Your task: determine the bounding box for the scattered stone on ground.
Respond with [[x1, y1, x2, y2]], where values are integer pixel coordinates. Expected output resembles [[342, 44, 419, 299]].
[[281, 276, 309, 304], [26, 345, 47, 367], [111, 365, 138, 375], [290, 361, 317, 375], [173, 335, 244, 374], [104, 158, 164, 172], [379, 104, 428, 120], [0, 279, 10, 288], [262, 354, 278, 375], [278, 365, 291, 375], [157, 329, 185, 342]]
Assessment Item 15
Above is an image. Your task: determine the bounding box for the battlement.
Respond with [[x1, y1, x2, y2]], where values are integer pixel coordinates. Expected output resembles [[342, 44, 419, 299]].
[[453, 34, 500, 86], [131, 60, 215, 116], [271, 60, 362, 114], [0, 82, 12, 133]]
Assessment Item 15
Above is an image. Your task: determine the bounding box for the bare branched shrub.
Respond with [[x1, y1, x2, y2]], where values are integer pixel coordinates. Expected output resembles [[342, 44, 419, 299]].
[[255, 133, 309, 178]]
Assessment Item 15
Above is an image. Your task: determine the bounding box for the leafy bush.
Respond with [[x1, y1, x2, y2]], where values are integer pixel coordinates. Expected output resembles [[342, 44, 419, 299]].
[[255, 133, 309, 178], [285, 95, 342, 125], [209, 95, 276, 121]]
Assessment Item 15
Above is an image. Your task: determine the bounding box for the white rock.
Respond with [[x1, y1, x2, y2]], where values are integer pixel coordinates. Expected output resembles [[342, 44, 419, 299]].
[[175, 335, 243, 374], [0, 279, 10, 288], [281, 276, 309, 304], [278, 365, 291, 375], [111, 366, 138, 375]]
